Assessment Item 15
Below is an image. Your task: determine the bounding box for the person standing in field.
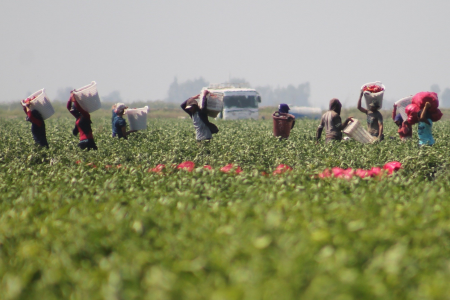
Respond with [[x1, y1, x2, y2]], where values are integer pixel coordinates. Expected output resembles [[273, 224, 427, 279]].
[[392, 104, 412, 141], [67, 92, 98, 150], [277, 103, 296, 129], [181, 91, 219, 143], [418, 102, 435, 146], [22, 100, 49, 148], [357, 90, 384, 141], [112, 103, 135, 139], [316, 98, 353, 143]]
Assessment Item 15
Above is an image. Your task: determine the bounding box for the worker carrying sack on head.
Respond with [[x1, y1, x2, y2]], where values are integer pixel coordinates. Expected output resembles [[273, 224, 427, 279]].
[[181, 91, 219, 143], [357, 90, 384, 141], [67, 91, 98, 151], [392, 104, 412, 141], [316, 99, 353, 143], [22, 99, 49, 148]]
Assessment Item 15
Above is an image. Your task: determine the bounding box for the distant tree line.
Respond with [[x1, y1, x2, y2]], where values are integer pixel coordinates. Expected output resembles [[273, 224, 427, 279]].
[[165, 77, 311, 107]]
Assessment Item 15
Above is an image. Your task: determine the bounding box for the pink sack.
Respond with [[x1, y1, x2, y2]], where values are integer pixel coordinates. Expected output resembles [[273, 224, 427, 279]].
[[383, 161, 402, 175], [412, 92, 439, 112], [318, 169, 332, 178], [220, 164, 243, 174], [203, 165, 212, 170], [273, 164, 293, 175], [405, 104, 420, 124], [149, 164, 166, 173], [431, 109, 443, 122], [177, 161, 195, 172]]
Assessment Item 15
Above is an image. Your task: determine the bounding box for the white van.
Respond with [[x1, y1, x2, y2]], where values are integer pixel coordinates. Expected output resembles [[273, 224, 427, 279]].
[[201, 84, 261, 120]]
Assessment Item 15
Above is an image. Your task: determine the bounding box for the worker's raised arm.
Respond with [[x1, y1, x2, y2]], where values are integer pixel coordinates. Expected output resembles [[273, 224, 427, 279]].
[[357, 90, 368, 114], [419, 103, 431, 125]]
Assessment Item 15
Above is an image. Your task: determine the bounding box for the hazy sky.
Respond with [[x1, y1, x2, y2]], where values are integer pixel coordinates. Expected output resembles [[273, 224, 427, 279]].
[[1, 0, 449, 108]]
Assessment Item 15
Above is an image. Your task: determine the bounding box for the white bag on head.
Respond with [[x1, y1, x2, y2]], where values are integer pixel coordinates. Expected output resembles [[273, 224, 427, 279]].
[[361, 81, 385, 110], [21, 88, 55, 120], [73, 81, 101, 113], [394, 96, 413, 121]]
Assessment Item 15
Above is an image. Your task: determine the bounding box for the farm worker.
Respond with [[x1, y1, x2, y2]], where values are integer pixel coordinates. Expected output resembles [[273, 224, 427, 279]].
[[417, 102, 435, 146], [67, 92, 98, 150], [181, 91, 219, 142], [22, 100, 49, 148], [112, 103, 136, 139], [392, 104, 412, 141], [278, 103, 295, 129], [316, 98, 353, 143], [357, 90, 384, 141]]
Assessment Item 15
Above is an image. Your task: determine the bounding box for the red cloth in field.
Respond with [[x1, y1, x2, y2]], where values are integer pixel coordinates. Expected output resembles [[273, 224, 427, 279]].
[[149, 164, 166, 173], [383, 161, 402, 175], [273, 164, 293, 175], [318, 162, 402, 179], [203, 165, 212, 170], [177, 161, 195, 172], [220, 164, 243, 174]]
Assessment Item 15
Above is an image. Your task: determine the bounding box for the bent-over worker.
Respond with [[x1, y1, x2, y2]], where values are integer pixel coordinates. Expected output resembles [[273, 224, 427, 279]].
[[181, 91, 219, 142], [316, 98, 353, 143]]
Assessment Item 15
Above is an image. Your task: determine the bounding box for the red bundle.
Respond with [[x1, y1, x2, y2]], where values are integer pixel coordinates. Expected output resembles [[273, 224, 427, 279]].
[[318, 162, 401, 179], [363, 85, 384, 93], [272, 164, 293, 175], [220, 164, 243, 174], [177, 161, 195, 172], [149, 164, 166, 173], [405, 92, 442, 124]]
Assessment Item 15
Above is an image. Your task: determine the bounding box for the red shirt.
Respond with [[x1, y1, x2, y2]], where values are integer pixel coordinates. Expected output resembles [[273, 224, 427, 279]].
[[67, 96, 94, 141]]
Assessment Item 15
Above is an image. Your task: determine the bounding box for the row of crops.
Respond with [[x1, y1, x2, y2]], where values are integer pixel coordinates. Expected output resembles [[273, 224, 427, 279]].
[[1, 117, 450, 299]]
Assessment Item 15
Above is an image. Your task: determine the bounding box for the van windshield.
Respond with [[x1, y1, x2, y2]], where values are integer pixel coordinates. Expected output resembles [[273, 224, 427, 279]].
[[223, 95, 258, 108]]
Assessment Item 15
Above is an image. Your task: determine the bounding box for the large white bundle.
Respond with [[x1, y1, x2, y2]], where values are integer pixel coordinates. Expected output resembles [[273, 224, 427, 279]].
[[21, 89, 55, 120], [126, 106, 149, 131], [395, 96, 413, 121], [73, 81, 101, 113], [343, 119, 377, 144], [361, 81, 385, 109], [199, 90, 224, 118]]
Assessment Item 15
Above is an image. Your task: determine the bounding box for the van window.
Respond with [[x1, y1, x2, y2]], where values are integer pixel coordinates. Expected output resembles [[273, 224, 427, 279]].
[[223, 95, 258, 108]]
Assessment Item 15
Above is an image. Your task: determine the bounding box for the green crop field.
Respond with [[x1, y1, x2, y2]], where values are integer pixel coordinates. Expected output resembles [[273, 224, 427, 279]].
[[1, 115, 450, 300]]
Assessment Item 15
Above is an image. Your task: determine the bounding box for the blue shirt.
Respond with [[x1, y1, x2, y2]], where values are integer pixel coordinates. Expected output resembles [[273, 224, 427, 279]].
[[111, 110, 118, 134], [418, 119, 435, 146], [113, 116, 127, 138]]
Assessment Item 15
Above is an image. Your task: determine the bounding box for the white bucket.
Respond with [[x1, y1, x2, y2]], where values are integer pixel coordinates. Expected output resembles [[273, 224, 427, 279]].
[[343, 119, 377, 144], [395, 96, 413, 121], [21, 88, 55, 120], [199, 90, 223, 118], [73, 81, 101, 113], [126, 106, 149, 131], [361, 81, 385, 109]]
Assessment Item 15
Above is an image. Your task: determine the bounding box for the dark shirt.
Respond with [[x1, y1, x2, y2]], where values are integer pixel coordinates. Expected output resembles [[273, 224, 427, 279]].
[[113, 116, 127, 138], [67, 98, 94, 141], [366, 110, 383, 136], [112, 110, 118, 134], [181, 97, 219, 135], [25, 109, 48, 147]]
